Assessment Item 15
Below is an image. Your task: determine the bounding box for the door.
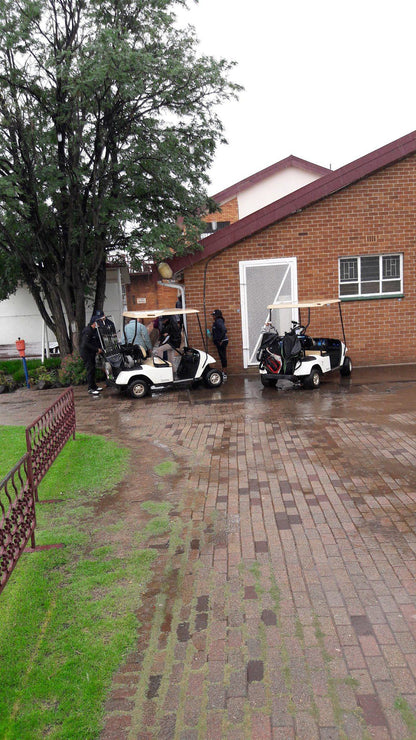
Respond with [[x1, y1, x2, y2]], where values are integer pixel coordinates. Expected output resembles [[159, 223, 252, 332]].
[[239, 258, 297, 367]]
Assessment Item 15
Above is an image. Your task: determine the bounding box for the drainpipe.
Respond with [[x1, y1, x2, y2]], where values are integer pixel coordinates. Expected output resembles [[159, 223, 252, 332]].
[[157, 281, 187, 333]]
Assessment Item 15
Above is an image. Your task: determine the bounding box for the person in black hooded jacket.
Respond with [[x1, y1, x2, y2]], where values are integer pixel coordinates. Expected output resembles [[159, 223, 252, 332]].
[[211, 309, 228, 379], [79, 315, 103, 395]]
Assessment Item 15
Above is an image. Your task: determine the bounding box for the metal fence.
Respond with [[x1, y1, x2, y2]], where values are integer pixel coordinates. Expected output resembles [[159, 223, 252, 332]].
[[0, 386, 76, 594], [0, 454, 36, 594], [26, 387, 76, 498]]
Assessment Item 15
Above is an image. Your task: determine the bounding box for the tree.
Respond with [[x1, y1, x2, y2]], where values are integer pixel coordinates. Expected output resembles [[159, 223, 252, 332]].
[[0, 0, 240, 355]]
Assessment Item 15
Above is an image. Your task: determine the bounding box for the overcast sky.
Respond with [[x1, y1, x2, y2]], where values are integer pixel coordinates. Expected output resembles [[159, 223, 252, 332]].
[[176, 0, 416, 196]]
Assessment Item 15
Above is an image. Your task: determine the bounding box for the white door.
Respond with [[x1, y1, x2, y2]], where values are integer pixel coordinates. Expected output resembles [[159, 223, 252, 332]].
[[239, 258, 297, 367]]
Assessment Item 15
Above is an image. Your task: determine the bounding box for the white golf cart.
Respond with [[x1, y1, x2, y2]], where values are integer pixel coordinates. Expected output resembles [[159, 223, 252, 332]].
[[97, 308, 223, 398], [257, 299, 352, 389]]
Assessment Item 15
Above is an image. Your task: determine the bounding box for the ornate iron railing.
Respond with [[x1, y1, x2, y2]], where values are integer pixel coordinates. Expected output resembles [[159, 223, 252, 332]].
[[0, 454, 36, 594], [26, 387, 76, 498]]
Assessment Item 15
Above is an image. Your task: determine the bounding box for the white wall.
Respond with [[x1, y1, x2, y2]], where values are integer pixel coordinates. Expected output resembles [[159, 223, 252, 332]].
[[237, 166, 323, 219], [0, 267, 125, 356]]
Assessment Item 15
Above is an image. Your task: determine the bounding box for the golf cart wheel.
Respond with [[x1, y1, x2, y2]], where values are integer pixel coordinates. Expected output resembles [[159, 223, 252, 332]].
[[261, 376, 277, 388], [128, 378, 150, 399], [303, 367, 321, 390], [340, 356, 353, 377], [204, 369, 223, 388]]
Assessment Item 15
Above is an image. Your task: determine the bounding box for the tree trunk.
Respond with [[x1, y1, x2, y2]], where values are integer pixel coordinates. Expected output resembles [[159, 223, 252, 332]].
[[47, 288, 72, 356], [94, 256, 107, 313]]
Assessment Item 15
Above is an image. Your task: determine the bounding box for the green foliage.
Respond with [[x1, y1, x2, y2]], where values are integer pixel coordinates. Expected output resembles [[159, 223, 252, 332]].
[[0, 251, 21, 300], [0, 0, 241, 355], [29, 365, 60, 388], [58, 353, 87, 386], [0, 370, 17, 392], [0, 357, 61, 388]]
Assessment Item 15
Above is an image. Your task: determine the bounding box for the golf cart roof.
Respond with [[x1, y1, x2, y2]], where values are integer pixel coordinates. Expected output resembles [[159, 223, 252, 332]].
[[267, 299, 341, 310], [123, 308, 199, 320]]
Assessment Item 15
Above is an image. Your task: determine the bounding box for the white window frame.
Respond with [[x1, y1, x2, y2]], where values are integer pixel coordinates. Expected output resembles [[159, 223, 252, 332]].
[[339, 253, 403, 298]]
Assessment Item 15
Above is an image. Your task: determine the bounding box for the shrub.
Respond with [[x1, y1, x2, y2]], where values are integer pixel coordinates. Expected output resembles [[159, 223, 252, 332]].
[[0, 357, 61, 387], [0, 370, 17, 393], [58, 353, 87, 386], [29, 365, 60, 389]]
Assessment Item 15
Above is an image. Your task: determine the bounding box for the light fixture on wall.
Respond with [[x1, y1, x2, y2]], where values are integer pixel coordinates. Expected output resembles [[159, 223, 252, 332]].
[[157, 262, 173, 279]]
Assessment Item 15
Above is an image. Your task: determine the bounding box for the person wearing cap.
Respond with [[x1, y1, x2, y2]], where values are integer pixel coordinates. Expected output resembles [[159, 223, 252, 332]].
[[90, 309, 116, 335], [211, 309, 228, 380], [79, 314, 104, 395]]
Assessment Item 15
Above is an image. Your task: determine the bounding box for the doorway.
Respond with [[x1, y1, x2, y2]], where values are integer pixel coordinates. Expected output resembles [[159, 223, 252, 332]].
[[239, 258, 297, 367]]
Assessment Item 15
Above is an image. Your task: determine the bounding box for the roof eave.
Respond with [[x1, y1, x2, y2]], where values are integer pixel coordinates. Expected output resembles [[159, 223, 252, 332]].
[[169, 129, 416, 274]]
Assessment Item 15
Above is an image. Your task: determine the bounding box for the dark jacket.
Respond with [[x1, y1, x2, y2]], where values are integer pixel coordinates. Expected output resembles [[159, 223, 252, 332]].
[[212, 317, 227, 344], [160, 316, 181, 349], [80, 324, 100, 358]]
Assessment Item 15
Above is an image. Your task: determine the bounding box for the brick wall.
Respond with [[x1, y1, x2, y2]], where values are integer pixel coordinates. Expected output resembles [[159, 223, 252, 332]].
[[126, 274, 178, 311], [183, 155, 416, 371], [203, 197, 239, 225]]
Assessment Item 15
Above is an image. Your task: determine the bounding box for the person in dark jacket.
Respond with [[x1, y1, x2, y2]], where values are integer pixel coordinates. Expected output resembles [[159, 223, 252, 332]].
[[80, 315, 103, 395], [153, 314, 182, 368], [90, 309, 116, 336], [211, 309, 228, 379]]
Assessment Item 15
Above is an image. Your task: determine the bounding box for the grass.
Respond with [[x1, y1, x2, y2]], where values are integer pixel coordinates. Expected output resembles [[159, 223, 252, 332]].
[[0, 426, 160, 740]]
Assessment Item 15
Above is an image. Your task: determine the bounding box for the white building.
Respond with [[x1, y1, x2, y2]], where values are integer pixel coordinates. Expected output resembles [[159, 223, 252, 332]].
[[0, 264, 129, 359]]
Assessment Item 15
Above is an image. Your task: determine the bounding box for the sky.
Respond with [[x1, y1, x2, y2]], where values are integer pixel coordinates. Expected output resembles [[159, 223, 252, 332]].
[[175, 0, 416, 196]]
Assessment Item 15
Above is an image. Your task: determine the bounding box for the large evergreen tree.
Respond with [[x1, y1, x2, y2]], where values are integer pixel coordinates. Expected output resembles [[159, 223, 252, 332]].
[[0, 0, 239, 354]]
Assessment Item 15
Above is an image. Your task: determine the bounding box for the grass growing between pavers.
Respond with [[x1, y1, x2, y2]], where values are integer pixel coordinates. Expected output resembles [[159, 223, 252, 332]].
[[0, 426, 161, 740], [394, 695, 416, 738]]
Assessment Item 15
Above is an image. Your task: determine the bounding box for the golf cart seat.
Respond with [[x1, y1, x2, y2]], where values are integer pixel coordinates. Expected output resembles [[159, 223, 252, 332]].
[[143, 356, 172, 368]]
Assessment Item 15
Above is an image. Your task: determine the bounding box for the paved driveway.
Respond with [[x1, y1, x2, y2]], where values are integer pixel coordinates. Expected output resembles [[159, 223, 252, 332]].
[[2, 367, 416, 739]]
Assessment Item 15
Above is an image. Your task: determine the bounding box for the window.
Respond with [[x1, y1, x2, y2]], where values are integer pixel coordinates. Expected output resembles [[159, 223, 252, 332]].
[[339, 254, 402, 297], [200, 221, 230, 239]]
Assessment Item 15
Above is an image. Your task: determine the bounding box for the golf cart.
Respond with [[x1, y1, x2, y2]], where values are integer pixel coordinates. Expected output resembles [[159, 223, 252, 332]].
[[96, 308, 223, 398], [257, 299, 352, 389]]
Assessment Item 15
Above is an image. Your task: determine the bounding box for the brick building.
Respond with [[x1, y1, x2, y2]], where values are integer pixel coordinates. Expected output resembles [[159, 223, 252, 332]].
[[166, 130, 416, 372]]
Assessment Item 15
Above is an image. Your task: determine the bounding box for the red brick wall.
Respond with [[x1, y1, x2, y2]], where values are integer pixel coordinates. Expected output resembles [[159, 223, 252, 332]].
[[126, 275, 178, 311], [183, 155, 416, 370], [203, 197, 239, 225]]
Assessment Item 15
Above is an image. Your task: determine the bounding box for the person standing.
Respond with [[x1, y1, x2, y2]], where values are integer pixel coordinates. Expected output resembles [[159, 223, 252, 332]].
[[80, 316, 103, 395], [211, 309, 228, 380]]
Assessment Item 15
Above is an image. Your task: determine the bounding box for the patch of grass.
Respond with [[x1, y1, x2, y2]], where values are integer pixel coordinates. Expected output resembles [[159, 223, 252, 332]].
[[153, 459, 179, 476], [143, 516, 171, 538], [394, 695, 416, 736], [141, 500, 171, 517], [0, 427, 158, 740], [0, 426, 27, 477], [344, 675, 360, 688]]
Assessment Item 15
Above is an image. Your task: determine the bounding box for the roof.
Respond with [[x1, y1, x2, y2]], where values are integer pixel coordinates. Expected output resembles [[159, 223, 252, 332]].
[[211, 155, 330, 204], [168, 129, 416, 274], [268, 299, 340, 310], [123, 308, 199, 319]]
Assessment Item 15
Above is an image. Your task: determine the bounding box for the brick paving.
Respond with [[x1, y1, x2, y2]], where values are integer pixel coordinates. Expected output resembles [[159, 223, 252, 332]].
[[3, 369, 416, 738]]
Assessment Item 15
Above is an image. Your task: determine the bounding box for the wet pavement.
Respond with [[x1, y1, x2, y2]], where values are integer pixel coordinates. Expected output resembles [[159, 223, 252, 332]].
[[2, 366, 416, 738]]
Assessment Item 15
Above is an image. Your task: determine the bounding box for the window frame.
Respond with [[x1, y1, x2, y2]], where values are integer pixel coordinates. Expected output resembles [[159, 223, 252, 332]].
[[200, 221, 231, 239], [338, 253, 403, 299]]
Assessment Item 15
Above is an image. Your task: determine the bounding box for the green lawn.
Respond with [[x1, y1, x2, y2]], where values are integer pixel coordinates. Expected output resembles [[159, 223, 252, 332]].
[[0, 427, 160, 740]]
